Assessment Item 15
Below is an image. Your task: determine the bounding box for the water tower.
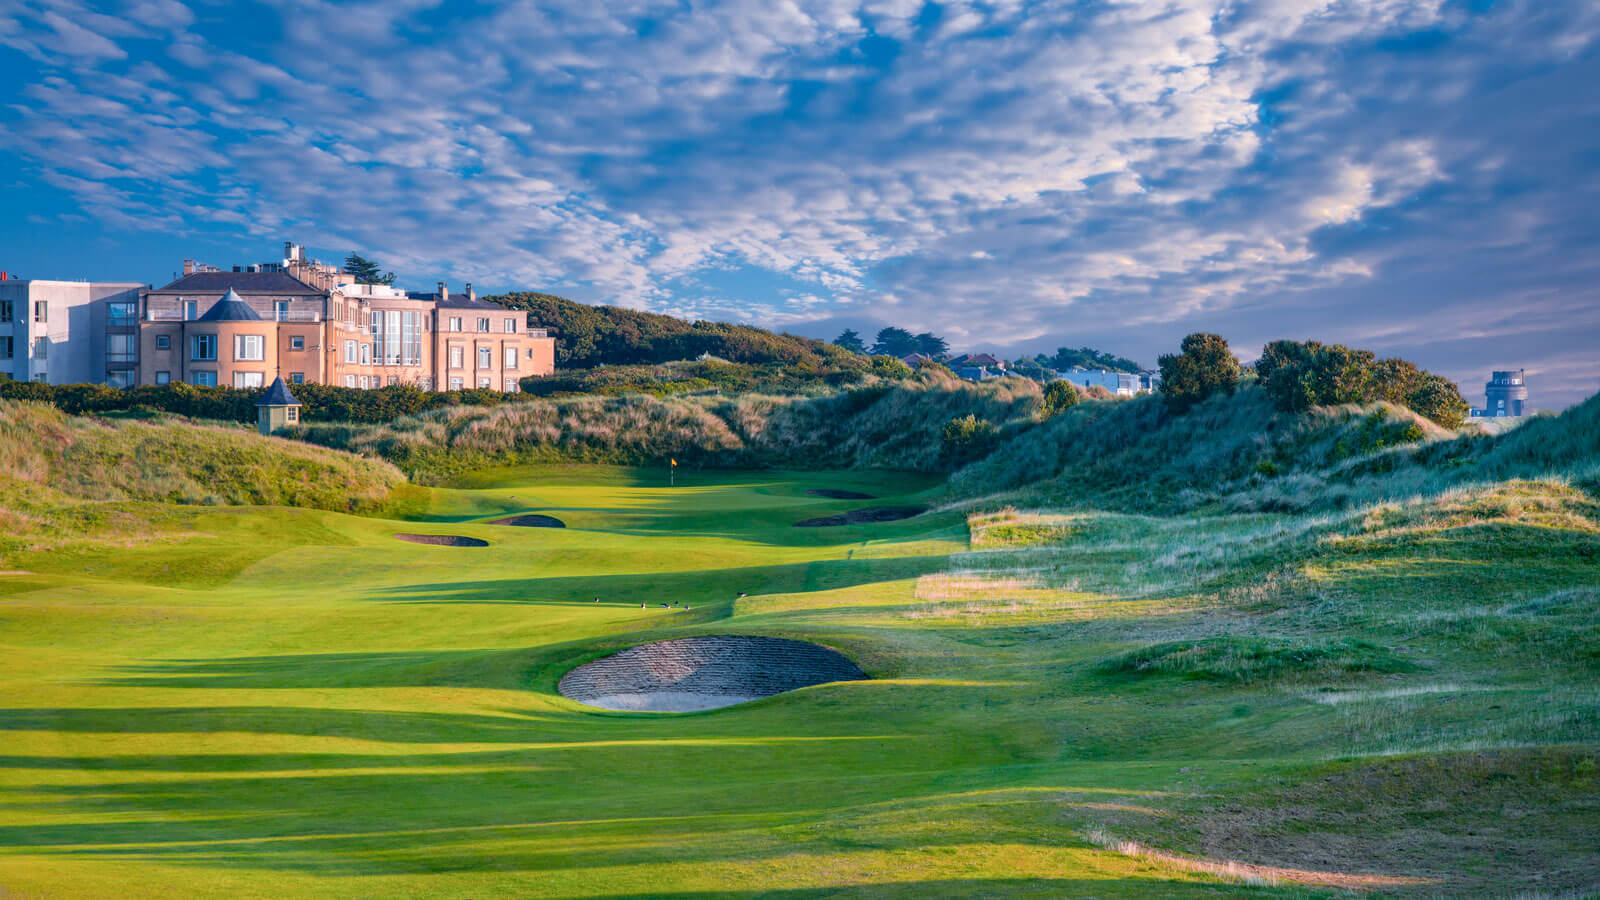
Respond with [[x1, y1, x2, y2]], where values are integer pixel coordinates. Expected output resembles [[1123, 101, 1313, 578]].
[[1484, 369, 1527, 417]]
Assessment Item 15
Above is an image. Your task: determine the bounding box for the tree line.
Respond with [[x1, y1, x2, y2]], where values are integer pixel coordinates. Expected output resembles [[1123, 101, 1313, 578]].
[[832, 328, 1141, 373]]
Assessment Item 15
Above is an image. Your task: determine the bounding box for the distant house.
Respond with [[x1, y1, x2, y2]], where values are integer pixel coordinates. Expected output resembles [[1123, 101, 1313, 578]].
[[949, 353, 1004, 369], [899, 352, 938, 368], [1060, 368, 1148, 397]]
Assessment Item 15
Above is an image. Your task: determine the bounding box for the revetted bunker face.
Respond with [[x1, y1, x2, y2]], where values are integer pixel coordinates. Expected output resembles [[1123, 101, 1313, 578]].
[[491, 514, 566, 528], [559, 635, 867, 712], [804, 489, 876, 500], [394, 533, 489, 547], [795, 506, 925, 527]]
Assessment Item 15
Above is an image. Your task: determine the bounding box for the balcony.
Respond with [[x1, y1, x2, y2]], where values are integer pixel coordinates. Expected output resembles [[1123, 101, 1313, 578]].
[[147, 309, 186, 321], [274, 310, 322, 322], [527, 328, 549, 338]]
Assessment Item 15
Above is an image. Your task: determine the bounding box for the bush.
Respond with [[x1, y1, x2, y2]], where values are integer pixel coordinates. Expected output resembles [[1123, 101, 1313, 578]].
[[1158, 333, 1241, 411], [1257, 340, 1467, 428], [1040, 380, 1080, 417], [941, 414, 1001, 461]]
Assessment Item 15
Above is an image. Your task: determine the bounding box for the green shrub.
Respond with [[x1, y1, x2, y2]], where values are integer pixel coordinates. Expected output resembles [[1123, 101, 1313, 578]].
[[941, 414, 1001, 461], [1257, 340, 1467, 428], [1158, 333, 1241, 412], [1040, 380, 1080, 418]]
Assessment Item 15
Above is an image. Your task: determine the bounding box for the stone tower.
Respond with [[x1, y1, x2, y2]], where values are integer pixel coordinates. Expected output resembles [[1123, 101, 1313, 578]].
[[1484, 369, 1527, 417]]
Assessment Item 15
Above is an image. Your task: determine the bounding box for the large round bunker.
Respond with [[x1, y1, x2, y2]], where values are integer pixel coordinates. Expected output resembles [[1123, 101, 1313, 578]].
[[559, 635, 866, 712]]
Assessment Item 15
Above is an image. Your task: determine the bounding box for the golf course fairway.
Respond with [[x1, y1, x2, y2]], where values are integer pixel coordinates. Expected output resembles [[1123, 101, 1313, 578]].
[[1, 465, 1594, 897]]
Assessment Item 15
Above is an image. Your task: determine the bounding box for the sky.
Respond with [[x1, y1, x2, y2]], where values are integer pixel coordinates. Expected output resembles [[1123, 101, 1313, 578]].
[[2, 0, 1597, 408]]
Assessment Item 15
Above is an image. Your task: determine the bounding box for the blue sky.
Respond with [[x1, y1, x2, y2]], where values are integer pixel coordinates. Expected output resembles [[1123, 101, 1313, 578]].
[[2, 0, 1597, 408]]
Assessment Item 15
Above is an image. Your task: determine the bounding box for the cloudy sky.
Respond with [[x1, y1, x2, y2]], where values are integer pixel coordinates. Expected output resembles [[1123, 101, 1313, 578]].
[[2, 0, 1597, 407]]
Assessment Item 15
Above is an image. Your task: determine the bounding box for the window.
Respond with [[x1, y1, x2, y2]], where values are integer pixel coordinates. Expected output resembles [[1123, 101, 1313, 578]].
[[478, 376, 491, 388], [290, 335, 305, 350], [108, 301, 137, 323], [183, 299, 197, 321], [477, 317, 490, 332], [360, 344, 371, 365], [290, 372, 305, 384], [0, 300, 11, 322], [344, 340, 357, 363], [504, 378, 518, 392], [234, 371, 263, 388], [234, 334, 264, 361], [155, 335, 171, 350], [449, 376, 462, 391], [32, 373, 46, 383], [192, 370, 217, 387], [344, 374, 356, 388], [504, 346, 518, 369], [34, 300, 48, 322], [107, 371, 133, 388], [503, 318, 517, 333], [155, 371, 170, 385], [527, 348, 534, 359], [418, 377, 432, 391], [448, 316, 461, 332], [34, 337, 47, 359], [359, 375, 370, 389], [477, 346, 491, 369], [0, 336, 11, 359], [106, 333, 136, 362], [286, 407, 299, 423], [191, 334, 217, 361], [275, 300, 289, 321], [449, 346, 463, 369]]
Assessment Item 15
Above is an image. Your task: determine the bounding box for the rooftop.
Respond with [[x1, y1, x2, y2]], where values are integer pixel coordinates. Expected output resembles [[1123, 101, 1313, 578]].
[[154, 271, 323, 294]]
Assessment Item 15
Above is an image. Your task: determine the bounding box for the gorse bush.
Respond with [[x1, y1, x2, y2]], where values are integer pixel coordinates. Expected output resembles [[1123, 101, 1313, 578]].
[[1158, 333, 1241, 411], [1040, 380, 1080, 417], [941, 414, 1000, 462], [1256, 339, 1468, 428]]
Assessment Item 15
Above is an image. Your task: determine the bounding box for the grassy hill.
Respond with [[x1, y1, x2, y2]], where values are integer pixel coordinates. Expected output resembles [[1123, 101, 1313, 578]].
[[0, 391, 1595, 896]]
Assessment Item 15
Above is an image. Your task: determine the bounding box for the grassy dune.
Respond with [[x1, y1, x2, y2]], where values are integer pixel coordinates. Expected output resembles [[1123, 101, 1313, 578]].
[[0, 441, 1595, 896]]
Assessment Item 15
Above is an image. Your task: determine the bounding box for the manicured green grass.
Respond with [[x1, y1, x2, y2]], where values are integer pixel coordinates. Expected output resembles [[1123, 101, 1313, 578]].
[[0, 466, 1594, 897]]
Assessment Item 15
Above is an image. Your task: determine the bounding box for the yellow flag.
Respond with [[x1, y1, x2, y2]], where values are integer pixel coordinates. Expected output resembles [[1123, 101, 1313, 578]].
[[670, 458, 678, 467]]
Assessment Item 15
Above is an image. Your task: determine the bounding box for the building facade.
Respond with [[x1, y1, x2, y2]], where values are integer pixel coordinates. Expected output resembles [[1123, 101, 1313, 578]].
[[0, 276, 143, 384], [130, 246, 555, 391]]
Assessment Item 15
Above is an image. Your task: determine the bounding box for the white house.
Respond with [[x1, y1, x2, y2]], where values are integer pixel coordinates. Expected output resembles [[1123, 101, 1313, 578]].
[[0, 276, 143, 385]]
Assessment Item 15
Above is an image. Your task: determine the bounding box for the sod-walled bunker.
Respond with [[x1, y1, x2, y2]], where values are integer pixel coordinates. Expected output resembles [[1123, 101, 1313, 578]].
[[394, 533, 489, 547], [559, 636, 867, 712]]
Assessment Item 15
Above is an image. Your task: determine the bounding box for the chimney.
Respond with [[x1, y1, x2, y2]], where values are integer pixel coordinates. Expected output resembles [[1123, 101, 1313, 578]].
[[233, 265, 241, 272], [465, 282, 475, 301], [0, 272, 7, 281], [183, 259, 196, 275], [437, 281, 449, 302]]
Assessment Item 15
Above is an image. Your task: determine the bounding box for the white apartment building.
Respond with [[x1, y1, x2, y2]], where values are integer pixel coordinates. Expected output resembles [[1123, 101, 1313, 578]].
[[0, 278, 144, 385]]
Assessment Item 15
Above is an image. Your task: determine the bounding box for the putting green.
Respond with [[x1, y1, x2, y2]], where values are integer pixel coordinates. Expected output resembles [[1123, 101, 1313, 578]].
[[1, 465, 1589, 897]]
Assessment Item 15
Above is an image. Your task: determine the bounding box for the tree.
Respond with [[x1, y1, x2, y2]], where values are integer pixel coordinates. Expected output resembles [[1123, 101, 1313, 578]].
[[1047, 346, 1143, 373], [344, 253, 396, 285], [1158, 333, 1241, 411], [914, 332, 949, 357], [1040, 379, 1080, 417], [833, 329, 867, 354], [1255, 339, 1468, 428], [870, 327, 919, 357]]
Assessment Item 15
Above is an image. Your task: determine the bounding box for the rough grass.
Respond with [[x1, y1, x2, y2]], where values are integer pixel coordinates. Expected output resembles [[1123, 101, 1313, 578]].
[[0, 399, 403, 564], [1094, 637, 1413, 684]]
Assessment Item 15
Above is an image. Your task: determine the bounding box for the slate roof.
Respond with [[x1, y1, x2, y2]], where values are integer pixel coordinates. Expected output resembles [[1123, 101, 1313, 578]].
[[195, 289, 263, 322], [416, 292, 505, 310], [155, 271, 322, 294], [256, 376, 301, 407]]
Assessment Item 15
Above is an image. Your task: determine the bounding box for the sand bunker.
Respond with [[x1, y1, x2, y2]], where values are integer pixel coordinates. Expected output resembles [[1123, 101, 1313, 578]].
[[490, 514, 567, 528], [804, 489, 876, 500], [559, 635, 866, 712], [394, 533, 489, 547], [795, 506, 925, 527]]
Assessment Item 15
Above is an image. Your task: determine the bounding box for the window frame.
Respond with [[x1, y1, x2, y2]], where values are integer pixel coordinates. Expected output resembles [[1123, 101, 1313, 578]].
[[191, 334, 217, 362], [234, 334, 265, 362]]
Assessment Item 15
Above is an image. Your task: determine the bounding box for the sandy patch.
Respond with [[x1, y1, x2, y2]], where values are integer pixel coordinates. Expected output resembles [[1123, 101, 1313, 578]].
[[490, 514, 566, 528], [394, 533, 489, 547]]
